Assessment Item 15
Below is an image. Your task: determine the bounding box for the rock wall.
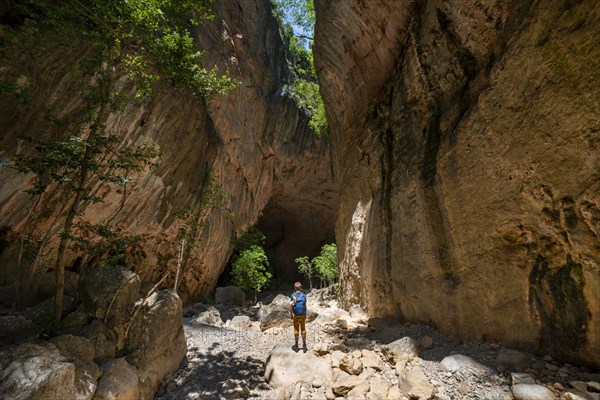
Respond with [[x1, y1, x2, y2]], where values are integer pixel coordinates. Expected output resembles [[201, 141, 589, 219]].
[[315, 0, 600, 367], [0, 1, 338, 303]]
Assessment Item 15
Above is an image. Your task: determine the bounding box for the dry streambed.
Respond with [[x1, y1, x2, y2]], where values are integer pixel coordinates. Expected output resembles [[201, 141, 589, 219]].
[[157, 290, 600, 400]]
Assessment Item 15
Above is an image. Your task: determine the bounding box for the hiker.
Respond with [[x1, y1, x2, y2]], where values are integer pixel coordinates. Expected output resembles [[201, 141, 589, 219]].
[[290, 281, 307, 351]]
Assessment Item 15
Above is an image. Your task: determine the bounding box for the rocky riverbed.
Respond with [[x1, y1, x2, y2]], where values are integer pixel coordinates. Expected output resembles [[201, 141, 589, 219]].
[[156, 288, 600, 400]]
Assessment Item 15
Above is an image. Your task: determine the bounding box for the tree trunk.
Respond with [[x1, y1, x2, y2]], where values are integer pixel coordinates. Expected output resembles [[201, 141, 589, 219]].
[[53, 98, 111, 331]]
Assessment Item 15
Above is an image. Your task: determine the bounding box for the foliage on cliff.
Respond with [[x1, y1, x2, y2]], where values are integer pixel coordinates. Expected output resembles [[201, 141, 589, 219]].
[[1, 0, 235, 329], [271, 0, 327, 136]]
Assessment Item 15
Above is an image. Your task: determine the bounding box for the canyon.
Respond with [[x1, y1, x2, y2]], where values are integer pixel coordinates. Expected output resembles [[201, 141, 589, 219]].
[[0, 0, 598, 397]]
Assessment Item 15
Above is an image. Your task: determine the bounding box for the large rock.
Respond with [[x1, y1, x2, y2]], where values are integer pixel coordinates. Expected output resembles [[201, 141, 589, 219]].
[[382, 337, 419, 363], [0, 315, 40, 348], [256, 294, 294, 330], [496, 348, 534, 372], [511, 383, 555, 400], [126, 289, 186, 400], [398, 366, 434, 400], [315, 0, 600, 367], [264, 345, 333, 388], [332, 374, 365, 397], [440, 354, 484, 372], [340, 355, 364, 375], [81, 320, 118, 362], [215, 286, 245, 306], [367, 377, 392, 400], [93, 358, 140, 400], [190, 304, 223, 327], [80, 264, 141, 351], [0, 341, 100, 400]]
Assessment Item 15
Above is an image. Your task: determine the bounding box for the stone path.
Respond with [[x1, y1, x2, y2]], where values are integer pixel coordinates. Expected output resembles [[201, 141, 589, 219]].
[[156, 291, 600, 400]]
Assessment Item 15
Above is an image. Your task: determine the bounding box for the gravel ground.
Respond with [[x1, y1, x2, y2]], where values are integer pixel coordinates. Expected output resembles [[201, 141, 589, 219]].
[[156, 293, 600, 400]]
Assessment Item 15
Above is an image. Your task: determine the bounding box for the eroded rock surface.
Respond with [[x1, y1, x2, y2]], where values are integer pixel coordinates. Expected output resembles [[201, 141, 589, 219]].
[[315, 0, 600, 366], [0, 0, 337, 305]]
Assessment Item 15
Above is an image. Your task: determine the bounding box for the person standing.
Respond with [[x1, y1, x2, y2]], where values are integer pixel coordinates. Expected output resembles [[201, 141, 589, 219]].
[[290, 281, 307, 351]]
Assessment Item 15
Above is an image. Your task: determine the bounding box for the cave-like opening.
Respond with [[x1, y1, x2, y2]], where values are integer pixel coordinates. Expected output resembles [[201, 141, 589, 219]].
[[257, 199, 336, 285]]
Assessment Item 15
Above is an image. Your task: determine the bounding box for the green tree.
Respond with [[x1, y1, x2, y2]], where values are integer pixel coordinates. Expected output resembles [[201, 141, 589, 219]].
[[231, 245, 272, 303], [313, 243, 338, 287], [6, 0, 235, 329], [272, 0, 328, 136], [295, 243, 338, 288]]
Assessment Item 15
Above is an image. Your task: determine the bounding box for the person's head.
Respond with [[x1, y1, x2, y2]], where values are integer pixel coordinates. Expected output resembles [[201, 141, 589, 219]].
[[294, 282, 302, 291]]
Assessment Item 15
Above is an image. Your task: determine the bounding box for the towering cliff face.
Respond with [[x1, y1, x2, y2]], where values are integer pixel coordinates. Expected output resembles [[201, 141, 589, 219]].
[[0, 1, 338, 304], [315, 0, 600, 367]]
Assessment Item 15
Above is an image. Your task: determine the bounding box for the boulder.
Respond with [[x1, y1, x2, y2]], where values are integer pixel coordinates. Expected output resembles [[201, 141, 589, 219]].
[[126, 289, 186, 400], [511, 384, 555, 400], [387, 385, 403, 400], [23, 295, 77, 328], [0, 342, 100, 400], [189, 304, 223, 327], [330, 350, 346, 368], [50, 334, 95, 362], [340, 355, 364, 375], [264, 345, 333, 388], [93, 358, 140, 400], [32, 271, 79, 304], [564, 393, 589, 400], [382, 337, 419, 363], [496, 348, 533, 372], [360, 349, 382, 371], [366, 377, 391, 399], [257, 294, 318, 330], [79, 265, 141, 351], [511, 372, 537, 385], [0, 315, 40, 348], [81, 320, 117, 361], [420, 336, 434, 350], [399, 366, 434, 399], [62, 309, 91, 329], [215, 286, 245, 306], [347, 382, 370, 399], [228, 315, 253, 331], [440, 354, 483, 372], [332, 374, 364, 396]]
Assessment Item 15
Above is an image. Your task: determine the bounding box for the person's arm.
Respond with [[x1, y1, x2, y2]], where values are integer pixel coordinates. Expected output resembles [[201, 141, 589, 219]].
[[290, 294, 296, 318]]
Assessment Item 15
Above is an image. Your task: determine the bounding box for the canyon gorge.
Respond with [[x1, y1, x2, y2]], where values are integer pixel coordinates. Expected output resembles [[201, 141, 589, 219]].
[[0, 0, 599, 398]]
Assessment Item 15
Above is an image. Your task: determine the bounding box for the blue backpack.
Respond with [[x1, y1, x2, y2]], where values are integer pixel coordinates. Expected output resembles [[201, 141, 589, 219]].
[[291, 291, 307, 315]]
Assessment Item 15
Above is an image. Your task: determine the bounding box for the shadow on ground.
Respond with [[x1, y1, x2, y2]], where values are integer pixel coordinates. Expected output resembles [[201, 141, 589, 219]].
[[157, 341, 271, 400]]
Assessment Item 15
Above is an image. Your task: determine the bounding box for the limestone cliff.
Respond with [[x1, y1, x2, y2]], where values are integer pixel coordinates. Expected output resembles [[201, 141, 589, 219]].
[[315, 0, 599, 367], [0, 1, 337, 304]]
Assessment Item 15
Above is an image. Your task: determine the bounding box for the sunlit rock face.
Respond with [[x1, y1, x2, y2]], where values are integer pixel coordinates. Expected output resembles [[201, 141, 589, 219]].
[[315, 0, 600, 367], [0, 1, 338, 303]]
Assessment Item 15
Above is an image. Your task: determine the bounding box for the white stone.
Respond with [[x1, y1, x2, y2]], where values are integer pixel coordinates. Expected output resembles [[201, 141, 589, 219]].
[[511, 383, 555, 400], [264, 345, 333, 388], [440, 354, 483, 372]]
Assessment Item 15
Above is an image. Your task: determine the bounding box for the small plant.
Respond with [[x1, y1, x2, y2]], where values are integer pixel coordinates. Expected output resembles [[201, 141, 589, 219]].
[[231, 245, 272, 303]]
